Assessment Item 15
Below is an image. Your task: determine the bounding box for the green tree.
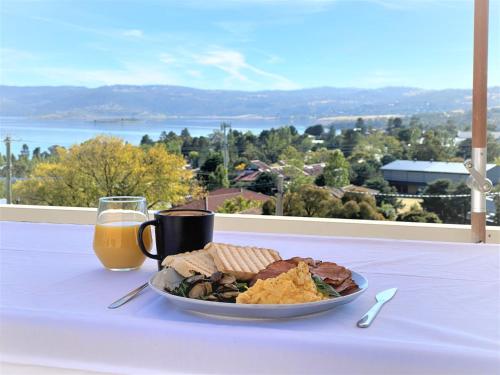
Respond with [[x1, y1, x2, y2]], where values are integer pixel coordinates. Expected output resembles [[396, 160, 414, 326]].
[[140, 134, 154, 146], [208, 165, 229, 191], [421, 180, 470, 224], [249, 172, 277, 195], [262, 198, 276, 215], [365, 176, 401, 208], [283, 185, 336, 217], [304, 124, 324, 137], [200, 152, 223, 173], [397, 209, 442, 223], [217, 196, 261, 214], [323, 150, 350, 188]]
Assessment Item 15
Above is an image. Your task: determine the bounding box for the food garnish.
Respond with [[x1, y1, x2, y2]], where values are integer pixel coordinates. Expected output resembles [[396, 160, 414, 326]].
[[312, 275, 341, 298], [169, 271, 248, 303]]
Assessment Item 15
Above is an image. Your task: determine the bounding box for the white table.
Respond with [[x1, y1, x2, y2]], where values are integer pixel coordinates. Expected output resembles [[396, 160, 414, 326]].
[[1, 221, 499, 375]]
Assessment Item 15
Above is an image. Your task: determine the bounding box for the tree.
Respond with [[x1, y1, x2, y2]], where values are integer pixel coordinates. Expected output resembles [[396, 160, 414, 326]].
[[217, 196, 261, 214], [13, 136, 194, 208], [262, 198, 276, 215], [249, 172, 277, 195], [304, 124, 324, 137], [180, 128, 192, 140], [283, 185, 336, 218], [200, 152, 223, 173], [207, 165, 229, 191], [365, 176, 401, 208], [397, 209, 441, 223], [20, 144, 30, 159], [32, 147, 42, 160], [421, 179, 470, 224], [140, 134, 154, 146], [188, 151, 200, 168], [323, 150, 350, 188], [355, 117, 367, 133]]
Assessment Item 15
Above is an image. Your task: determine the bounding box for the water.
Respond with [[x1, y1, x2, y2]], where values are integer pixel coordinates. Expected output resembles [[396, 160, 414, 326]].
[[0, 116, 311, 156]]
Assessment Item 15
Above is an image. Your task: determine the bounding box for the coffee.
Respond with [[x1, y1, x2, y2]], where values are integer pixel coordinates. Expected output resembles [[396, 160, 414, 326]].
[[160, 210, 208, 217]]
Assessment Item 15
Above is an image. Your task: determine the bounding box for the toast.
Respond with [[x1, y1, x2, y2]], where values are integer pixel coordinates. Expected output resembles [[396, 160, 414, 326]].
[[205, 242, 282, 281], [161, 249, 217, 277]]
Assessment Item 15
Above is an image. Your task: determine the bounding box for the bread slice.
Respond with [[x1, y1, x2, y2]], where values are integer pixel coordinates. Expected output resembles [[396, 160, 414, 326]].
[[205, 242, 282, 281], [161, 249, 217, 277]]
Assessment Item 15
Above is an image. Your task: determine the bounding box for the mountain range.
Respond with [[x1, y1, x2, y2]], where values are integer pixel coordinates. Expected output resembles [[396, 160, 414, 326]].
[[1, 85, 499, 121]]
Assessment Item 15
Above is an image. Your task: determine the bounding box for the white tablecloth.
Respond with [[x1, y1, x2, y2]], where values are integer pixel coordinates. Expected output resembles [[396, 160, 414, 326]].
[[0, 221, 499, 375]]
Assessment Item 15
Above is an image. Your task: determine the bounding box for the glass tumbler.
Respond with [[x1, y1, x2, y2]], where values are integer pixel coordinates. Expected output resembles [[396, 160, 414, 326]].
[[93, 196, 152, 271]]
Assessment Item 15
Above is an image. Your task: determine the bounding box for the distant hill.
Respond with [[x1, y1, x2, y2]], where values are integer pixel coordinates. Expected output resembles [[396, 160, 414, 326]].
[[0, 85, 499, 122]]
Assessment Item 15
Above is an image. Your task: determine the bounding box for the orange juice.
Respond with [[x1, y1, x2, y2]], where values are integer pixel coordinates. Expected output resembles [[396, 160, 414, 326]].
[[93, 222, 152, 270]]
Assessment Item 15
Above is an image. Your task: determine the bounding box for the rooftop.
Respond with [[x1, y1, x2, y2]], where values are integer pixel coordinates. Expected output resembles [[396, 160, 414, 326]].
[[381, 160, 497, 174], [174, 188, 271, 212]]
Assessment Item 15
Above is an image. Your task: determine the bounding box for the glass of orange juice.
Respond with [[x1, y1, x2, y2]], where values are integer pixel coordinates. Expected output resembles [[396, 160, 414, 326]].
[[93, 196, 152, 271]]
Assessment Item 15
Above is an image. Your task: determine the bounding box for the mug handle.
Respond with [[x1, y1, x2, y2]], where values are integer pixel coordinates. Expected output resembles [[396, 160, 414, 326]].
[[138, 220, 160, 260]]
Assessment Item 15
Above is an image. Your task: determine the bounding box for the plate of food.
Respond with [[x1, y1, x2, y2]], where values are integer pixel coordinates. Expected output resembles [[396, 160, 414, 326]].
[[149, 242, 367, 319]]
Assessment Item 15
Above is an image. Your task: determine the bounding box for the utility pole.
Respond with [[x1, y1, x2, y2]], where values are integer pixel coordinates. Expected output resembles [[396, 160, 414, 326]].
[[275, 175, 284, 216], [220, 122, 231, 170], [4, 136, 12, 204]]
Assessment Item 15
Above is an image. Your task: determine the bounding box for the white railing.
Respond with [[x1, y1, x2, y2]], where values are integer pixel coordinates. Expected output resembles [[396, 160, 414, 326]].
[[0, 204, 499, 244]]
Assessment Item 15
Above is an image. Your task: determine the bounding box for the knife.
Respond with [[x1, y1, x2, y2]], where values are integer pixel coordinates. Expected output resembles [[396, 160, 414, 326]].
[[108, 282, 149, 309], [357, 287, 397, 328]]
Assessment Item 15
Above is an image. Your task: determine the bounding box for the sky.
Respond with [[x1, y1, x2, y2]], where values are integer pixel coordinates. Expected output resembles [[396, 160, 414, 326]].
[[0, 0, 499, 90]]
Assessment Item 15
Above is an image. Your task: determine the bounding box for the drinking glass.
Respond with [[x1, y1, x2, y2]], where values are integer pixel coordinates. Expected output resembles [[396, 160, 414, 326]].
[[93, 196, 152, 271]]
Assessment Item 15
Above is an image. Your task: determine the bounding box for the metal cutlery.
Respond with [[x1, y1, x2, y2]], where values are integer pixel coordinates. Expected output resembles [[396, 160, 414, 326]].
[[108, 282, 149, 309], [357, 287, 397, 328]]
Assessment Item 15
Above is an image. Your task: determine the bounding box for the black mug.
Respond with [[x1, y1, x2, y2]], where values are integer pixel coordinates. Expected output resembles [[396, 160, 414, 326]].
[[137, 209, 214, 270]]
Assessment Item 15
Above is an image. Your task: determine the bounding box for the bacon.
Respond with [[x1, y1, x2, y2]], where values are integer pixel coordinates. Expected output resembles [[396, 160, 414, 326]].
[[249, 260, 297, 286], [312, 262, 351, 287]]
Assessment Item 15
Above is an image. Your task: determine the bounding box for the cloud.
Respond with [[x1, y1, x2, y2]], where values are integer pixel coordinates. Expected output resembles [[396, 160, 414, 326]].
[[194, 48, 297, 89], [122, 29, 144, 38]]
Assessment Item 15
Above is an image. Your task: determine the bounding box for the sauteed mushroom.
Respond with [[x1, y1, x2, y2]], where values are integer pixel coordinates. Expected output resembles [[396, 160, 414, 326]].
[[220, 274, 236, 285], [185, 275, 205, 284], [188, 282, 212, 299], [219, 291, 240, 299]]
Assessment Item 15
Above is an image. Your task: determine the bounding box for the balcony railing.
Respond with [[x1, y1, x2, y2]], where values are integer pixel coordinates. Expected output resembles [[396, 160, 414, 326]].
[[1, 204, 499, 244]]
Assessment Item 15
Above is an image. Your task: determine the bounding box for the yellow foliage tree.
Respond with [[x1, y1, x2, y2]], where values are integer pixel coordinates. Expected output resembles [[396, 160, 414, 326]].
[[13, 136, 198, 208]]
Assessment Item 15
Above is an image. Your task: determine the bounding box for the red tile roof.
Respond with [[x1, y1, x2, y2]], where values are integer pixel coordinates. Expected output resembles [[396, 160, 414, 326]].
[[175, 188, 271, 212], [233, 170, 261, 182]]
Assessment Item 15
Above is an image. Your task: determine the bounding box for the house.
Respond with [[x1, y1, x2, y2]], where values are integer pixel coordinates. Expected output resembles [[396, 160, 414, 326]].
[[174, 188, 271, 213], [233, 160, 275, 183], [303, 163, 325, 177], [381, 160, 500, 194], [329, 185, 380, 200], [234, 159, 326, 184]]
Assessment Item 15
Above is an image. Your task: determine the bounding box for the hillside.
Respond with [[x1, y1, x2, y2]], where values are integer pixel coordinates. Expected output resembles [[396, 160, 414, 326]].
[[1, 85, 499, 121]]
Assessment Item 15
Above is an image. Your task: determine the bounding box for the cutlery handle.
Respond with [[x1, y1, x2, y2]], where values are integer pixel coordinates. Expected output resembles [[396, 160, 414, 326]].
[[108, 282, 149, 309], [357, 301, 384, 328]]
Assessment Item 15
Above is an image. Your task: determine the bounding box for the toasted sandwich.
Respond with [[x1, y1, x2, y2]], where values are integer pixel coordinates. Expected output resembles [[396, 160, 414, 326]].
[[205, 242, 281, 281], [162, 249, 218, 277]]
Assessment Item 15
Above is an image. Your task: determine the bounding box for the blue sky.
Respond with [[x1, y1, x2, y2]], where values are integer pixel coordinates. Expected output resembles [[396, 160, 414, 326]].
[[1, 0, 499, 90]]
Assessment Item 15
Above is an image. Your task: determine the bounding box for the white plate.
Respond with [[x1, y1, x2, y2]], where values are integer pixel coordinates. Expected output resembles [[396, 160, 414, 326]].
[[149, 270, 368, 319]]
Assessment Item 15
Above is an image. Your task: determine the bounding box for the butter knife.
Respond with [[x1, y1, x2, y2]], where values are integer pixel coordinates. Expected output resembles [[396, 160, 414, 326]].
[[357, 288, 397, 328], [108, 282, 149, 309]]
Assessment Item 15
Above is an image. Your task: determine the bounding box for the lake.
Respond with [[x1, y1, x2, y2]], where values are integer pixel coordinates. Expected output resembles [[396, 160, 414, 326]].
[[0, 116, 311, 156]]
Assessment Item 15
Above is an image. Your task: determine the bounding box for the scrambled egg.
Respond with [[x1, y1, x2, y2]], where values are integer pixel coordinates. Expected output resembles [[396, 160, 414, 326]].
[[236, 261, 326, 304]]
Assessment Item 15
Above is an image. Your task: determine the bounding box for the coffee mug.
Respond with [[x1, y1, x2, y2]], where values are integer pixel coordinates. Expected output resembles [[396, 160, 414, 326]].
[[137, 209, 214, 269]]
